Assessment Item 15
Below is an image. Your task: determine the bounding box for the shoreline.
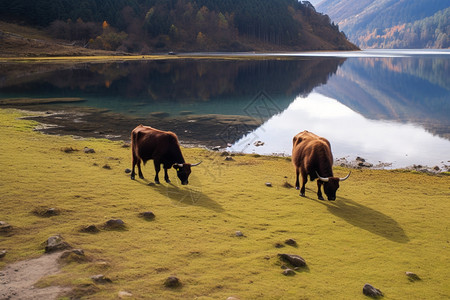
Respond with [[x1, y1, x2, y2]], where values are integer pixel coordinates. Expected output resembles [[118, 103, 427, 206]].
[[4, 107, 448, 174]]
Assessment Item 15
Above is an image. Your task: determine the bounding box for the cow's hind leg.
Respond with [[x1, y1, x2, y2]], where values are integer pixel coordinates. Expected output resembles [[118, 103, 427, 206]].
[[300, 169, 307, 197], [317, 180, 324, 200], [137, 160, 144, 179], [295, 168, 300, 190], [164, 168, 171, 183], [131, 155, 144, 180], [153, 161, 161, 184]]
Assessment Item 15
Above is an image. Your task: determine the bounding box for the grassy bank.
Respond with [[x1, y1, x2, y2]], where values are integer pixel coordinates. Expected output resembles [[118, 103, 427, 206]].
[[0, 108, 449, 299]]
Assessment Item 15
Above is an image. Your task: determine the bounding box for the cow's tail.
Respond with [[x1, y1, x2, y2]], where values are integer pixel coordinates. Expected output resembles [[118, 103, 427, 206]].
[[131, 129, 139, 159]]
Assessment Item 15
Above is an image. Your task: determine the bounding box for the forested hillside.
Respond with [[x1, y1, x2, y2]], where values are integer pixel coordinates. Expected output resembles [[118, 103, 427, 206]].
[[317, 0, 449, 49], [0, 0, 358, 53]]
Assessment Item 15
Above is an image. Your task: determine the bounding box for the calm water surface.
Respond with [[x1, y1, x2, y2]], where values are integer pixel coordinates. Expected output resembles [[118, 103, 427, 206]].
[[0, 49, 449, 168]]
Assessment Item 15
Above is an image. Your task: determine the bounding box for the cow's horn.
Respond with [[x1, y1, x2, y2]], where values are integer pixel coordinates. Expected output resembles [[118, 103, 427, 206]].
[[176, 163, 184, 167], [315, 171, 329, 182], [191, 161, 202, 167], [339, 171, 351, 181]]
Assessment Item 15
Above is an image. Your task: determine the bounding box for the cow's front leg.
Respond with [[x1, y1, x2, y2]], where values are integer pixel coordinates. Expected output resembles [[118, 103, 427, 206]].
[[295, 168, 300, 190], [164, 168, 171, 183], [317, 180, 324, 200], [153, 161, 161, 184]]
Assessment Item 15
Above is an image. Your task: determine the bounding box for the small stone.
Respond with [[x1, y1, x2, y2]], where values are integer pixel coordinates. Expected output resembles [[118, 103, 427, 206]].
[[254, 141, 265, 147], [285, 239, 297, 247], [405, 272, 421, 282], [80, 224, 100, 233], [164, 276, 181, 288], [282, 268, 296, 276], [0, 250, 6, 258], [226, 297, 240, 300], [224, 156, 234, 161], [235, 231, 244, 237], [0, 221, 12, 233], [148, 182, 156, 186], [363, 283, 383, 297], [278, 254, 307, 267], [91, 274, 112, 284], [45, 208, 59, 216], [139, 211, 155, 220], [45, 235, 71, 253], [118, 291, 133, 298], [60, 249, 87, 262], [274, 243, 285, 248], [102, 164, 111, 170], [124, 168, 131, 174], [212, 146, 221, 151], [265, 182, 272, 187], [104, 219, 125, 229], [84, 147, 95, 153]]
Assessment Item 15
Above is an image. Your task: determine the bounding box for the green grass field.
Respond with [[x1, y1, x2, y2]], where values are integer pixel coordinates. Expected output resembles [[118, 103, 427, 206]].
[[0, 108, 449, 299]]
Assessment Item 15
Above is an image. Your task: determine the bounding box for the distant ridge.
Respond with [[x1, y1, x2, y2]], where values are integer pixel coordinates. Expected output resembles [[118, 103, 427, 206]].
[[317, 0, 449, 49]]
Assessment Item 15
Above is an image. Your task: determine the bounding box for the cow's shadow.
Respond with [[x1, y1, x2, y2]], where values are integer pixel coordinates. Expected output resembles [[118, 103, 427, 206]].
[[310, 195, 409, 243], [136, 178, 224, 212]]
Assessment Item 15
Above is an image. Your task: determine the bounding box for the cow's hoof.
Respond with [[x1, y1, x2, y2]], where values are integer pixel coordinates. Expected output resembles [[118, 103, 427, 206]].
[[131, 176, 135, 180], [165, 179, 171, 183], [155, 180, 160, 184], [139, 176, 144, 179], [318, 196, 324, 200], [300, 193, 305, 197], [295, 187, 299, 190]]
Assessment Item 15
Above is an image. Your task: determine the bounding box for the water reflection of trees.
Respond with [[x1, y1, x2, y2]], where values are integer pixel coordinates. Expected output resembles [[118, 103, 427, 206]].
[[1, 58, 345, 111]]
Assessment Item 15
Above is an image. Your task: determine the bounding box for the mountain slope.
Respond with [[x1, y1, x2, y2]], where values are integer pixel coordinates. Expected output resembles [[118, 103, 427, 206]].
[[317, 0, 449, 48], [0, 0, 358, 53]]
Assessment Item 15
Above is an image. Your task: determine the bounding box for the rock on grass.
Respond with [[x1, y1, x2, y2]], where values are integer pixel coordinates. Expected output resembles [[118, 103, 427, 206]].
[[45, 235, 71, 253], [363, 283, 383, 297], [164, 276, 181, 288], [278, 253, 306, 268], [139, 211, 155, 220], [104, 219, 125, 230]]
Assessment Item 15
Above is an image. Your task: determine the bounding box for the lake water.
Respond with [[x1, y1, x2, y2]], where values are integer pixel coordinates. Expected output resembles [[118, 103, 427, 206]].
[[0, 49, 449, 169]]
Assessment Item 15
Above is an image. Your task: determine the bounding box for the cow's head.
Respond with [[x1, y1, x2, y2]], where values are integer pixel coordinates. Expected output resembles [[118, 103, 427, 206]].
[[173, 161, 202, 185], [316, 171, 351, 201]]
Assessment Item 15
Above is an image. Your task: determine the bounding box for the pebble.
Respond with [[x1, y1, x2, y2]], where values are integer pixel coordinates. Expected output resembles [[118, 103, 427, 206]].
[[405, 272, 421, 281], [91, 274, 112, 284], [282, 268, 296, 276]]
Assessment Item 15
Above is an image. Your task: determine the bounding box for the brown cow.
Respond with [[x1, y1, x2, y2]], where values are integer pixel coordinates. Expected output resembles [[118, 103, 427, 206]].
[[130, 125, 201, 185], [292, 130, 350, 200]]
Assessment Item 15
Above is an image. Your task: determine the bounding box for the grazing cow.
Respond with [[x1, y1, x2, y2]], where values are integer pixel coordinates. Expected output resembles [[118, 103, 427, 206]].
[[292, 130, 350, 200], [130, 125, 201, 185]]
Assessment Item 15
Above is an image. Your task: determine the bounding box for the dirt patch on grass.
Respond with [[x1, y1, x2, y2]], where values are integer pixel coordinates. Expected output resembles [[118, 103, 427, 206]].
[[0, 252, 70, 300]]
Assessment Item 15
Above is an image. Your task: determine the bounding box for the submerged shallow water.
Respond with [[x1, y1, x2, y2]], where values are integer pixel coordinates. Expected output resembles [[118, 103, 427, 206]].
[[0, 49, 449, 168]]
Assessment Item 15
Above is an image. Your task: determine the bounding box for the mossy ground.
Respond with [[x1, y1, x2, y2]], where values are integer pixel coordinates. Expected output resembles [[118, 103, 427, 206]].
[[0, 109, 449, 299]]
